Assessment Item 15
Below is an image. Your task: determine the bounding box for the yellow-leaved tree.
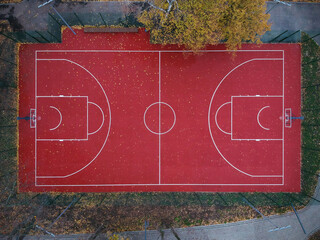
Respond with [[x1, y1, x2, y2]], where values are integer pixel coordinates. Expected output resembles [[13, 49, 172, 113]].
[[138, 0, 271, 51]]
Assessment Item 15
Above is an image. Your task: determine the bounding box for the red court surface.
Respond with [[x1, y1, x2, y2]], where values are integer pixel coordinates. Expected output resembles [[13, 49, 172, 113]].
[[18, 29, 301, 192]]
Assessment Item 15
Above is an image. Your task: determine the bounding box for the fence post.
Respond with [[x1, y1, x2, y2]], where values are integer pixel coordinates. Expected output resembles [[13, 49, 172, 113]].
[[25, 32, 42, 43], [301, 192, 320, 203], [74, 12, 84, 27], [278, 30, 300, 42], [51, 7, 76, 35], [48, 12, 62, 27], [302, 58, 319, 66], [262, 193, 282, 207], [302, 32, 320, 43], [47, 30, 60, 42], [99, 13, 107, 25], [35, 31, 50, 43], [217, 193, 229, 206], [291, 204, 306, 234], [269, 30, 288, 42], [0, 57, 16, 65], [286, 194, 306, 206], [0, 32, 18, 42]]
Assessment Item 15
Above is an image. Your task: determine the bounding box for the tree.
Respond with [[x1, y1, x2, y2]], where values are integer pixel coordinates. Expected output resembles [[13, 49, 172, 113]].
[[138, 0, 271, 51]]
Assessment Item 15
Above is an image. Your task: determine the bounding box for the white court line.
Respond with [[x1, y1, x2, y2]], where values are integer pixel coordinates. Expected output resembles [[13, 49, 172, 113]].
[[37, 139, 88, 141], [208, 58, 284, 178], [143, 102, 176, 135], [36, 58, 111, 179], [36, 96, 88, 141], [35, 52, 37, 185], [49, 106, 62, 131], [37, 50, 284, 53], [231, 139, 283, 141], [34, 52, 285, 186], [215, 102, 231, 135], [257, 106, 270, 131], [88, 102, 105, 135], [37, 95, 86, 98], [159, 51, 161, 185], [230, 96, 283, 140], [282, 51, 285, 184], [36, 183, 284, 186], [232, 95, 283, 98]]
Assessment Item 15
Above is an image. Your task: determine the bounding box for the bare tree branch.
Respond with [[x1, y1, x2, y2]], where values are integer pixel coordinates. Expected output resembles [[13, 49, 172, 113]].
[[146, 0, 166, 13], [147, 0, 180, 18]]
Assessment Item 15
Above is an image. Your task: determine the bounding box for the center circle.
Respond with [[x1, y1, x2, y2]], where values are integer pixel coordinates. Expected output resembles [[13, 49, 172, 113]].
[[143, 102, 176, 135]]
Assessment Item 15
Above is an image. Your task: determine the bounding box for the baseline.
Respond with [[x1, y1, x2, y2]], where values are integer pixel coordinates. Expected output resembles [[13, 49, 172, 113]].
[[49, 106, 62, 131], [88, 101, 105, 135]]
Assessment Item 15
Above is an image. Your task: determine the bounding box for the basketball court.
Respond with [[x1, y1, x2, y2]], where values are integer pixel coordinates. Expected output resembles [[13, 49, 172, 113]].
[[18, 29, 301, 192]]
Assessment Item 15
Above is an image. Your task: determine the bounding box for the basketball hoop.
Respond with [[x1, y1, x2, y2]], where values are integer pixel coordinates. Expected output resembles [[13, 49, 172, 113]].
[[30, 109, 36, 128], [285, 108, 304, 128]]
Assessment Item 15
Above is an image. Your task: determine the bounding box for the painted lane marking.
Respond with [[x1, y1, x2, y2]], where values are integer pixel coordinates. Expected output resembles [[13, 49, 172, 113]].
[[49, 106, 62, 131], [88, 102, 105, 135], [257, 106, 270, 131], [215, 102, 232, 135]]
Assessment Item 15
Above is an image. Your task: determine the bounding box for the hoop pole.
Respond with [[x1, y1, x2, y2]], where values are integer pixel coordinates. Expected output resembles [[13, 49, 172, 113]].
[[291, 116, 304, 120]]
